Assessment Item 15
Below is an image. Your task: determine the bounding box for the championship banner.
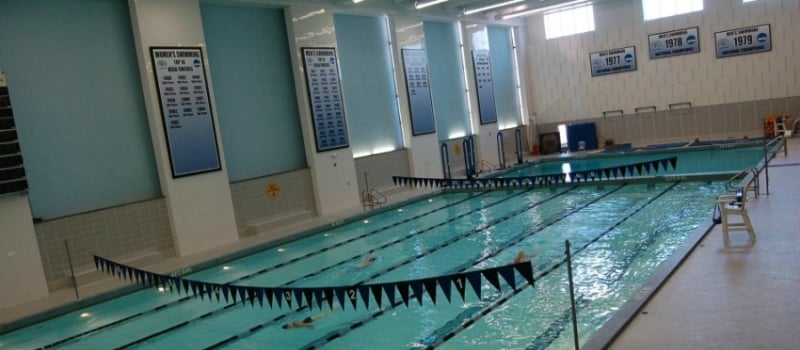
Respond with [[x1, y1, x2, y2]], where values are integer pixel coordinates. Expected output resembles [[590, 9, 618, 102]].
[[472, 50, 497, 125], [301, 47, 350, 152], [648, 27, 700, 59], [392, 157, 678, 189], [590, 46, 636, 77], [401, 49, 436, 136], [150, 47, 221, 178], [94, 255, 534, 311], [715, 24, 771, 58]]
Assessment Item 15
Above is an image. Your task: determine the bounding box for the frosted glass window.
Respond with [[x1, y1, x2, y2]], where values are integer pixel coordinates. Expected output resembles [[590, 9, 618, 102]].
[[544, 4, 595, 40], [334, 14, 403, 157], [0, 0, 160, 219], [423, 21, 471, 141], [201, 5, 306, 182], [488, 26, 521, 128], [643, 0, 703, 21]]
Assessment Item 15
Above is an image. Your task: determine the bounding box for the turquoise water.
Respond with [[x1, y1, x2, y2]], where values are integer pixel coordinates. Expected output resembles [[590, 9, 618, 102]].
[[0, 147, 759, 350]]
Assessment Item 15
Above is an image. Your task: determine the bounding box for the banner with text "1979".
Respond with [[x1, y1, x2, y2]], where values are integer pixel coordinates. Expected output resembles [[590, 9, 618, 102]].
[[715, 24, 771, 58], [589, 46, 636, 77]]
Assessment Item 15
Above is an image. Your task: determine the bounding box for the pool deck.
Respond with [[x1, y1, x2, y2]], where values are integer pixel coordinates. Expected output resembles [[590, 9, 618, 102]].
[[2, 138, 799, 350]]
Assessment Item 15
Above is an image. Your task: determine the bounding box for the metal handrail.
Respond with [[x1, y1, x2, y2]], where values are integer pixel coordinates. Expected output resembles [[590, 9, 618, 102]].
[[514, 128, 524, 165], [496, 132, 506, 170], [361, 188, 387, 211], [462, 137, 476, 179], [725, 166, 759, 198], [440, 143, 451, 180], [478, 160, 496, 174]]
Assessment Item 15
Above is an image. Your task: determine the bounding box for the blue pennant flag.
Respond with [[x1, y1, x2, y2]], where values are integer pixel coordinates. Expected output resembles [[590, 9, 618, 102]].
[[294, 288, 305, 309], [437, 276, 452, 304], [345, 287, 358, 310], [660, 159, 669, 171], [409, 280, 424, 306], [189, 280, 198, 298], [514, 262, 535, 286], [197, 282, 205, 300], [559, 174, 566, 184], [334, 287, 347, 310], [382, 283, 395, 306], [358, 285, 371, 309], [635, 163, 643, 175], [396, 281, 410, 307], [302, 288, 314, 310], [237, 286, 247, 306], [669, 157, 677, 169], [482, 268, 501, 291], [94, 256, 101, 271], [643, 162, 651, 173], [392, 176, 398, 186], [181, 279, 190, 296], [221, 284, 230, 303], [603, 168, 611, 180], [314, 288, 325, 310], [498, 265, 517, 291], [618, 166, 626, 178], [612, 167, 619, 179], [451, 274, 467, 302], [423, 278, 438, 305], [324, 288, 335, 310], [249, 287, 261, 307], [207, 283, 217, 302], [466, 271, 482, 301], [652, 160, 660, 172], [273, 288, 283, 309], [283, 289, 294, 309], [370, 284, 383, 308], [108, 261, 116, 276], [626, 166, 635, 177]]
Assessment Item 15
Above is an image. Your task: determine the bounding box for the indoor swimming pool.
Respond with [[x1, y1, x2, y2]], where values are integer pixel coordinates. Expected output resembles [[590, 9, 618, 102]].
[[0, 146, 767, 350]]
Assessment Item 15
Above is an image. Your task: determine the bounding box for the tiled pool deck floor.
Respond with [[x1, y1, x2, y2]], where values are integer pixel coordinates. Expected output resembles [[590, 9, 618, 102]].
[[2, 138, 798, 350]]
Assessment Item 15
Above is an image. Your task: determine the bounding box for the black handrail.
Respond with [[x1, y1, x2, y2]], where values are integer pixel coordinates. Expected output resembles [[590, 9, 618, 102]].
[[496, 131, 506, 170], [515, 128, 524, 164], [440, 143, 451, 180]]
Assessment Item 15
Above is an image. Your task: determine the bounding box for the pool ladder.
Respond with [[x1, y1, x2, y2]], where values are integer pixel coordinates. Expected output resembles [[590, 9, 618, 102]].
[[360, 172, 387, 211]]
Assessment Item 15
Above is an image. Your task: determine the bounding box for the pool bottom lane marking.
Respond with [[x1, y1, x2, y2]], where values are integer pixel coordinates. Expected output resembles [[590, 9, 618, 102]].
[[40, 192, 494, 349], [198, 186, 585, 349], [421, 182, 681, 350], [221, 185, 627, 350], [110, 188, 561, 349]]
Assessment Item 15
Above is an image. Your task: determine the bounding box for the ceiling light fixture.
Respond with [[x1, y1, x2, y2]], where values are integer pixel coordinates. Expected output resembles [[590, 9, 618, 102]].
[[415, 0, 449, 10], [501, 0, 590, 20], [464, 0, 524, 15]]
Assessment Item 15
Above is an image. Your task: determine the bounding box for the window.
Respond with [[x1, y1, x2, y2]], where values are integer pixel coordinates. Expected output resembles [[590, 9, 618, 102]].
[[642, 0, 703, 21], [544, 3, 595, 40]]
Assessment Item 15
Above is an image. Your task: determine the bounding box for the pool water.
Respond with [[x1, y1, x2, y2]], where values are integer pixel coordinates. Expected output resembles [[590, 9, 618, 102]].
[[0, 146, 761, 350]]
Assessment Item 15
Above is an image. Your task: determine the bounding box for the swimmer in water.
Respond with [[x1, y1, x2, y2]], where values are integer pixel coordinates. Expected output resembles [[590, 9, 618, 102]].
[[513, 250, 528, 264], [281, 312, 328, 329], [358, 257, 377, 268]]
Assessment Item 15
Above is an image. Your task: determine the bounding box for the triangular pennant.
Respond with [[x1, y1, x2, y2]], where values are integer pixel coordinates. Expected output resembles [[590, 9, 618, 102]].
[[452, 274, 467, 302], [197, 283, 205, 300], [514, 262, 535, 286], [109, 262, 116, 276], [396, 281, 410, 307], [205, 283, 215, 302], [370, 284, 383, 308], [423, 278, 438, 305], [273, 288, 283, 309], [660, 159, 669, 171], [147, 272, 155, 288], [559, 174, 566, 184], [409, 280, 425, 306], [482, 268, 501, 291], [643, 162, 651, 173], [324, 288, 335, 310], [603, 168, 611, 180], [283, 289, 294, 309], [334, 287, 347, 310], [314, 288, 325, 311], [294, 288, 305, 309], [302, 289, 315, 310], [466, 271, 482, 301], [498, 265, 517, 291], [189, 280, 199, 297], [358, 285, 371, 309], [392, 176, 398, 186], [181, 279, 189, 296], [618, 166, 627, 178], [137, 271, 146, 287], [635, 163, 643, 175], [627, 165, 635, 177], [237, 286, 247, 306], [247, 287, 256, 307], [652, 160, 660, 172], [94, 256, 101, 271], [612, 167, 619, 179], [221, 284, 230, 303], [254, 287, 264, 307], [437, 277, 452, 304], [345, 287, 358, 310], [228, 286, 236, 304], [669, 157, 677, 169], [382, 283, 396, 306]]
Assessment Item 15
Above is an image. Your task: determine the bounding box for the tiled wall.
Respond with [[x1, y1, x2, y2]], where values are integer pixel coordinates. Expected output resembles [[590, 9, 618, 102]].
[[536, 96, 800, 147], [524, 0, 800, 124], [228, 168, 316, 233], [354, 149, 410, 193], [34, 198, 173, 290]]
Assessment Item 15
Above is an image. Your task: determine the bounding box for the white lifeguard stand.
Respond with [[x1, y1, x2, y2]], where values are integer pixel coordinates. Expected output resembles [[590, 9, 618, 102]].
[[717, 187, 756, 245]]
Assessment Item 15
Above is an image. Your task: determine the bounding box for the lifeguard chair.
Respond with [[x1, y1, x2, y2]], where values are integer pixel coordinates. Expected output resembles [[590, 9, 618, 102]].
[[717, 187, 756, 245]]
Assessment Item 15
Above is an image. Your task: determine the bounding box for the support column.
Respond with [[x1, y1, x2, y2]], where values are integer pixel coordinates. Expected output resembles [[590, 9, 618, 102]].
[[128, 0, 238, 256], [462, 23, 500, 169], [0, 194, 49, 308], [390, 15, 443, 179], [284, 6, 360, 216]]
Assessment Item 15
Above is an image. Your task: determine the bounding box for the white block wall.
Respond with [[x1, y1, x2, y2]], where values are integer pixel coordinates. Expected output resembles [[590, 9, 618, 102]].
[[525, 0, 800, 123]]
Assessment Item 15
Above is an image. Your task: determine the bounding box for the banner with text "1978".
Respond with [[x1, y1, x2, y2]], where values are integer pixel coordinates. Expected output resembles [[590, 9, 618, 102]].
[[589, 46, 637, 77], [648, 27, 700, 59], [715, 24, 771, 58]]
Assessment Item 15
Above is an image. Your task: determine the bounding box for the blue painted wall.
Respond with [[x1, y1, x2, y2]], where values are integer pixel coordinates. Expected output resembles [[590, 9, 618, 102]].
[[0, 0, 160, 219], [201, 5, 306, 182], [488, 26, 521, 128]]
